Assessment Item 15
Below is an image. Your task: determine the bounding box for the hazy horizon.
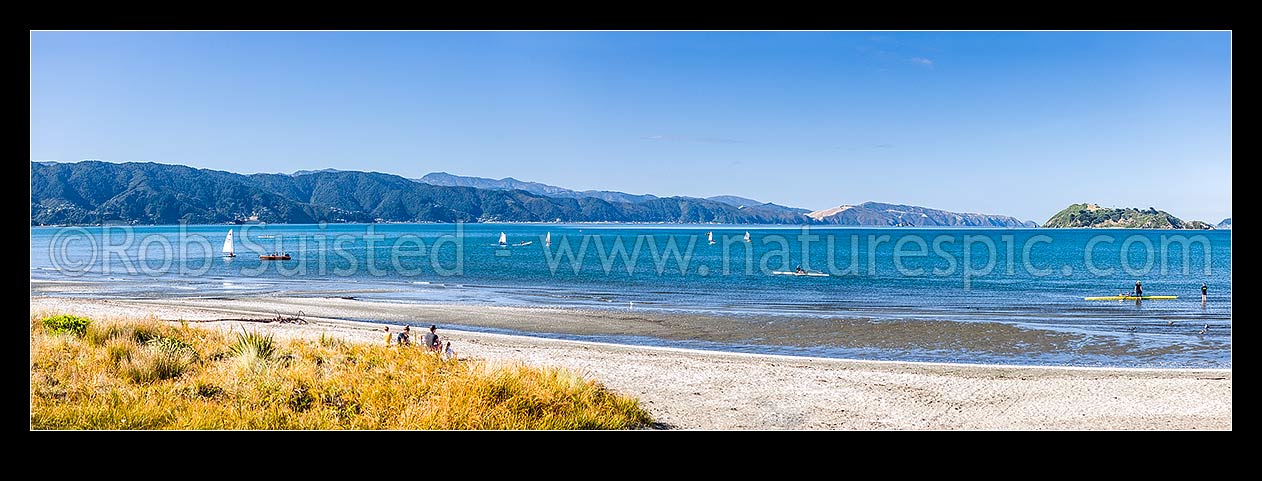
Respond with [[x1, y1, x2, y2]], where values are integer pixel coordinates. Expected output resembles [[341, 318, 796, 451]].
[[30, 31, 1231, 222]]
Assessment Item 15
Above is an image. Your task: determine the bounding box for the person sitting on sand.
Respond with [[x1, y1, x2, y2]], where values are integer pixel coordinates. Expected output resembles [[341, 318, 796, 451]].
[[423, 325, 441, 352], [444, 341, 456, 360], [397, 325, 412, 346]]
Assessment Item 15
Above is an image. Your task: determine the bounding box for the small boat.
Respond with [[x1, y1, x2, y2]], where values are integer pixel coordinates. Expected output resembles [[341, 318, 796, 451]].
[[743, 231, 751, 243], [545, 232, 551, 247], [707, 231, 715, 245], [1084, 295, 1177, 301], [259, 253, 291, 261], [498, 232, 508, 247], [222, 229, 236, 257], [772, 270, 829, 277], [514, 241, 533, 247]]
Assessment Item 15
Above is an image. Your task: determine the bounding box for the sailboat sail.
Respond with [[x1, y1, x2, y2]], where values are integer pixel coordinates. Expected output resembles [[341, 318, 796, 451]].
[[222, 230, 235, 256], [744, 231, 751, 242], [707, 231, 715, 244], [545, 232, 551, 246], [498, 232, 507, 246]]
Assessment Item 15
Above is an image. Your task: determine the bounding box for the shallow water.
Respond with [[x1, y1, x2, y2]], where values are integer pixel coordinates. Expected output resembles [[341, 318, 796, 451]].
[[30, 223, 1232, 368]]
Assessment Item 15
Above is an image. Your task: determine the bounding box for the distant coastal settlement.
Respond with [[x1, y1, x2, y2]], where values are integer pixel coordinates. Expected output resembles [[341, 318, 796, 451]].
[[32, 161, 1225, 229]]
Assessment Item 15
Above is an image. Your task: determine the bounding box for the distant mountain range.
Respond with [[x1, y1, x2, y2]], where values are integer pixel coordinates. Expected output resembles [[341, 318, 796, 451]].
[[808, 202, 1037, 228], [1042, 203, 1214, 229], [703, 197, 810, 218], [417, 172, 813, 217], [1217, 218, 1231, 229], [291, 168, 345, 176], [31, 161, 1044, 227], [705, 195, 764, 208], [416, 172, 1030, 226], [31, 162, 807, 225], [418, 172, 659, 204]]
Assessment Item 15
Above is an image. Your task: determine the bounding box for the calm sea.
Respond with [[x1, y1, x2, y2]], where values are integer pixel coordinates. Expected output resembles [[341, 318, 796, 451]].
[[30, 224, 1231, 368]]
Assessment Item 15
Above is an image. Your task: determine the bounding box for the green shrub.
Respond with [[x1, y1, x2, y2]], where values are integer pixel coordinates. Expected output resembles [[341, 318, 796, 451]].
[[229, 328, 276, 361], [41, 315, 92, 337]]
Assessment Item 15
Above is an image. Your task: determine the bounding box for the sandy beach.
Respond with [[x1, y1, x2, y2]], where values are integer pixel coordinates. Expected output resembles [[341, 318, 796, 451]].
[[29, 296, 1232, 430]]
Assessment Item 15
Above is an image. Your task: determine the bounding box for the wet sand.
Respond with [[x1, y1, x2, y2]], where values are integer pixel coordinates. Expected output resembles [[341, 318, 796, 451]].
[[33, 295, 1142, 358], [29, 296, 1232, 430]]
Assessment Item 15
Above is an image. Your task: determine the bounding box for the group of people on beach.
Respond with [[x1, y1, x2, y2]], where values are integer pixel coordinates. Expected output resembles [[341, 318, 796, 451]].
[[384, 324, 456, 358]]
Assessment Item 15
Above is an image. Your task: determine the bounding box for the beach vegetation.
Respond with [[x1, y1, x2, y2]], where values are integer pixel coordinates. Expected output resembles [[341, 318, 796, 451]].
[[30, 314, 652, 430], [40, 314, 91, 336]]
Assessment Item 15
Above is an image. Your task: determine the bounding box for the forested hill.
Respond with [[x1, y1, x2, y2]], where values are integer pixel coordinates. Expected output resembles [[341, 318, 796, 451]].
[[30, 161, 810, 225], [1042, 203, 1213, 229]]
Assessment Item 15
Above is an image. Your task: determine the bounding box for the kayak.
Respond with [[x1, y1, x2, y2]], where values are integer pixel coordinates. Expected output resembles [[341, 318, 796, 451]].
[[772, 271, 830, 277], [1084, 295, 1178, 301]]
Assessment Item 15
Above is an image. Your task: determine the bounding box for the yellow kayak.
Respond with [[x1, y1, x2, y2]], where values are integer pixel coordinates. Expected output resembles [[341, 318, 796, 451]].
[[1084, 295, 1178, 301]]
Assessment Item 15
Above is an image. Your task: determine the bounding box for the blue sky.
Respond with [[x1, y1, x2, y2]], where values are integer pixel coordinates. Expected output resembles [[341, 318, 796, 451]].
[[30, 31, 1231, 223]]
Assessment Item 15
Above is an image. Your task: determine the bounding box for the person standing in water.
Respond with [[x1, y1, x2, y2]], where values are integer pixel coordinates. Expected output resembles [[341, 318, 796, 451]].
[[1202, 282, 1208, 304], [1135, 280, 1143, 297]]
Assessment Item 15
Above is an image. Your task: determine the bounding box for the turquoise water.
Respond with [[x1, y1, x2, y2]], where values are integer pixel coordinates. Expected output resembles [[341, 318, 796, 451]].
[[30, 224, 1231, 368]]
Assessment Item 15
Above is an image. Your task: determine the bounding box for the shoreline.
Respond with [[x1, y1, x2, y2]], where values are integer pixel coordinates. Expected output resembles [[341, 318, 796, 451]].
[[30, 295, 1231, 372], [29, 296, 1232, 430], [31, 222, 1222, 230], [25, 292, 1228, 369]]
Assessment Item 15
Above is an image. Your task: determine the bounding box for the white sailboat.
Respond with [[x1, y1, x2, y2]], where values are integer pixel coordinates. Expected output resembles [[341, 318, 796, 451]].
[[743, 231, 751, 243], [498, 232, 508, 247], [545, 232, 551, 247], [222, 229, 236, 257], [707, 231, 715, 245]]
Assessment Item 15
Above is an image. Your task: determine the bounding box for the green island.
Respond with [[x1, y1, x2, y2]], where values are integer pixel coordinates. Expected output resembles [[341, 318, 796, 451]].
[[30, 314, 652, 430], [1043, 203, 1214, 229]]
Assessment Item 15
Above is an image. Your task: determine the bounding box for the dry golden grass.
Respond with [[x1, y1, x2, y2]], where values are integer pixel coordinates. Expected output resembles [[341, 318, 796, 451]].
[[30, 314, 652, 430]]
